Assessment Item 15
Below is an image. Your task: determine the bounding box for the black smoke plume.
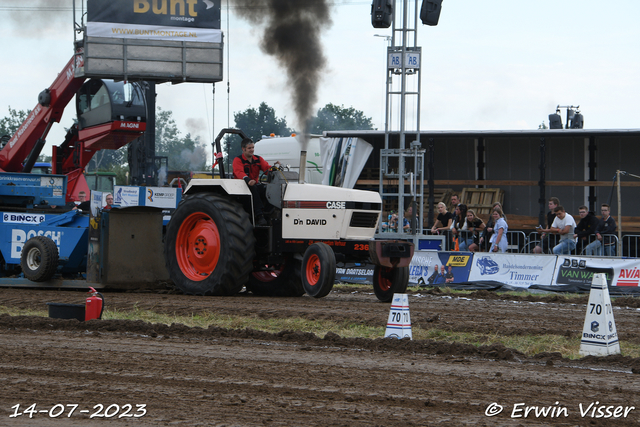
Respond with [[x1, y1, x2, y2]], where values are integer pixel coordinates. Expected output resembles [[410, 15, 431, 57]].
[[232, 0, 332, 134], [0, 0, 71, 30]]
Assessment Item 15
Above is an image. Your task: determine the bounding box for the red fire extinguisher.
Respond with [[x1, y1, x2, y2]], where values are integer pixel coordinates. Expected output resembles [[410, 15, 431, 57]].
[[85, 287, 104, 321]]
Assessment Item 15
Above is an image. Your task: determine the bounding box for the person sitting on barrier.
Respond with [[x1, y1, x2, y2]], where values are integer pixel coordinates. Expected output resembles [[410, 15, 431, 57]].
[[574, 205, 599, 255], [431, 202, 453, 234], [550, 206, 577, 255], [232, 138, 280, 226], [534, 197, 560, 254], [465, 209, 485, 252], [489, 207, 508, 253], [585, 204, 617, 256], [479, 202, 503, 251]]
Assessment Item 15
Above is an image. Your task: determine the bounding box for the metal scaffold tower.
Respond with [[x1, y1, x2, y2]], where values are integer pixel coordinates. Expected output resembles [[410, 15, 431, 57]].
[[379, 0, 426, 238]]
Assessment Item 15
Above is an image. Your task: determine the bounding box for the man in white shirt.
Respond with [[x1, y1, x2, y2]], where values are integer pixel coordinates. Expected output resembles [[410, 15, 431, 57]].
[[551, 205, 577, 255]]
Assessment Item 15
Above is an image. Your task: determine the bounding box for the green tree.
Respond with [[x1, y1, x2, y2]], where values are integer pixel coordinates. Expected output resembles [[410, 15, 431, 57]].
[[308, 103, 375, 134], [112, 163, 130, 186], [229, 102, 291, 148], [0, 106, 29, 137], [538, 121, 548, 129], [221, 102, 291, 173], [85, 107, 207, 177], [155, 107, 207, 171], [87, 148, 126, 172]]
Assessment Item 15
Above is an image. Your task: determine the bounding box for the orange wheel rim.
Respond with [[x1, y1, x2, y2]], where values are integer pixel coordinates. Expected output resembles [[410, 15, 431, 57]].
[[305, 254, 321, 286], [175, 212, 220, 281], [378, 267, 393, 291]]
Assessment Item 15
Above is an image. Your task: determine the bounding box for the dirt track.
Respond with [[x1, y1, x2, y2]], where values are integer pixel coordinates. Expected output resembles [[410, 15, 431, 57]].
[[2, 286, 640, 426]]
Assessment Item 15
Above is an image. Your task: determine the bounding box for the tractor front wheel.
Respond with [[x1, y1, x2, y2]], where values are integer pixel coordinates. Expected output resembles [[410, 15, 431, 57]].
[[301, 243, 336, 298]]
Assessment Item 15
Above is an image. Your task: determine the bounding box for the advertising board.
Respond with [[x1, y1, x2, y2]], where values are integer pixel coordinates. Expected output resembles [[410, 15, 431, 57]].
[[554, 256, 640, 287], [410, 251, 472, 285], [467, 253, 557, 288], [81, 0, 223, 83], [87, 0, 222, 42]]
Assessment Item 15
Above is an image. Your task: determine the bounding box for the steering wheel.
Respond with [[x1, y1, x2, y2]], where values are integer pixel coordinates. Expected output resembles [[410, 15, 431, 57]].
[[261, 163, 284, 183]]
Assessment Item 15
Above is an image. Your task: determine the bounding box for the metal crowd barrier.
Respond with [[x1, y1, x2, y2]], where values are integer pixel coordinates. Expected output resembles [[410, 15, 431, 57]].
[[622, 235, 640, 258], [426, 228, 622, 257], [519, 231, 619, 256], [425, 229, 527, 253], [506, 231, 527, 253]]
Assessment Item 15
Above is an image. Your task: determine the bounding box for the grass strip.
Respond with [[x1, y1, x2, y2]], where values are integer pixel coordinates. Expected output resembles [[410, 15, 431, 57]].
[[2, 305, 638, 360]]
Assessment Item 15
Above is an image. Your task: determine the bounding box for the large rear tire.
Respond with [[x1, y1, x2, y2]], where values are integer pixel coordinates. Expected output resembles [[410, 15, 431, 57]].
[[20, 236, 59, 282], [247, 257, 304, 297], [373, 265, 409, 302], [301, 243, 336, 298], [164, 193, 255, 295]]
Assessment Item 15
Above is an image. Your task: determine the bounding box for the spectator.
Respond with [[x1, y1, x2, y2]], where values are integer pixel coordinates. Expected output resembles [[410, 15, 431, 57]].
[[445, 266, 455, 283], [75, 191, 86, 205], [103, 193, 114, 210], [465, 209, 486, 252], [489, 207, 508, 253], [387, 210, 409, 232], [585, 204, 617, 256], [403, 205, 417, 232], [76, 191, 91, 212], [451, 203, 468, 251], [574, 205, 598, 255], [431, 202, 453, 234], [534, 197, 560, 254], [479, 202, 503, 251], [550, 205, 577, 255], [449, 194, 460, 214]]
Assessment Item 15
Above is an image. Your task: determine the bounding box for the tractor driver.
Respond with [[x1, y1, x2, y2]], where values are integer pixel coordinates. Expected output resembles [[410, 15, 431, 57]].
[[232, 138, 280, 226]]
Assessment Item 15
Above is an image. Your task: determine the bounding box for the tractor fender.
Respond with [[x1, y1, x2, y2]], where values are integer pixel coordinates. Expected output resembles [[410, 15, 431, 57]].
[[183, 179, 252, 197]]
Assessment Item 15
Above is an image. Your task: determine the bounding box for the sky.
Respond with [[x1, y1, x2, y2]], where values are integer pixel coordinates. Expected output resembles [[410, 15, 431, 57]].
[[1, 0, 639, 164]]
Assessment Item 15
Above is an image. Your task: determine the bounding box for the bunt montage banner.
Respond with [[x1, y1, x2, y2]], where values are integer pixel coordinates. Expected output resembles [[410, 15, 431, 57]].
[[87, 0, 222, 43]]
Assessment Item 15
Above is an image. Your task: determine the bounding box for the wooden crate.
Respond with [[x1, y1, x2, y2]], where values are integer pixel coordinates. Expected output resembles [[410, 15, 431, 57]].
[[461, 188, 504, 216]]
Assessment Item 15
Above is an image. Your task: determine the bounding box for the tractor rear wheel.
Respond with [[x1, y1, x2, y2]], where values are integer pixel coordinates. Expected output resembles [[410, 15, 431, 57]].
[[373, 265, 409, 302], [247, 257, 304, 297], [20, 236, 59, 282], [301, 243, 336, 298], [164, 193, 255, 295]]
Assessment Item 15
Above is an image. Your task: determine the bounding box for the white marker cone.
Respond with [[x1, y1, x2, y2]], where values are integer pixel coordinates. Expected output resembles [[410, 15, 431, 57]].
[[384, 293, 412, 339], [579, 273, 620, 356]]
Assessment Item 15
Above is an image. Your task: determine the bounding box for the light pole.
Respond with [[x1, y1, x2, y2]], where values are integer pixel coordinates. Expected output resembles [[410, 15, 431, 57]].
[[374, 34, 392, 131]]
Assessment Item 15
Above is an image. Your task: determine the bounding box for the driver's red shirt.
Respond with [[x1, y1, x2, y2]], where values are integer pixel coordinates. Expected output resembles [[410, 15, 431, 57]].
[[233, 154, 270, 181]]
